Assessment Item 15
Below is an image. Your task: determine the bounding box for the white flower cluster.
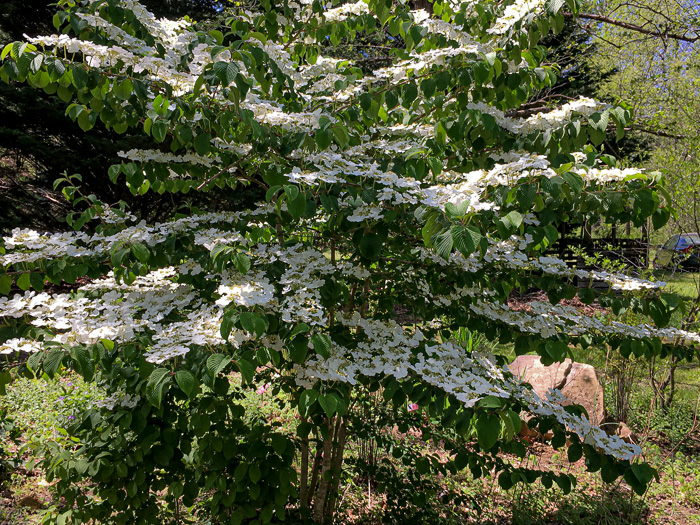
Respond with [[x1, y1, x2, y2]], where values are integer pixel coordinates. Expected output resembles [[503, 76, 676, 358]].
[[323, 0, 370, 22], [118, 149, 215, 167], [295, 315, 640, 460], [0, 337, 43, 355], [487, 0, 546, 35], [468, 97, 610, 136], [95, 392, 141, 410]]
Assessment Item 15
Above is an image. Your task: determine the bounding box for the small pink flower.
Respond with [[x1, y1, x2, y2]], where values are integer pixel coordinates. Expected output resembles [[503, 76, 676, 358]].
[[407, 403, 419, 412], [256, 382, 271, 395]]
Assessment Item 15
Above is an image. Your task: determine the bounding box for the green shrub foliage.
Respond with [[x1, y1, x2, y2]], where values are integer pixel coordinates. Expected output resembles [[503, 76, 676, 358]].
[[0, 0, 696, 522]]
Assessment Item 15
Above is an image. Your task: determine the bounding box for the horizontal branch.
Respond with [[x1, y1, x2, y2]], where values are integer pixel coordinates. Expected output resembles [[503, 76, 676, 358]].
[[625, 126, 686, 140], [563, 12, 700, 43]]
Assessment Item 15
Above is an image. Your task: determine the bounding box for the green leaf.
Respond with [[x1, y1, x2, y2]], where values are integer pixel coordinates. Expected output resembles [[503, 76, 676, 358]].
[[331, 125, 350, 149], [287, 194, 306, 220], [289, 336, 309, 364], [113, 78, 133, 100], [220, 308, 238, 340], [16, 273, 31, 291], [239, 312, 266, 337], [435, 230, 453, 259], [625, 462, 656, 495], [420, 78, 436, 98], [0, 275, 11, 295], [561, 172, 584, 194], [248, 464, 261, 483], [271, 434, 288, 454], [556, 473, 572, 494], [147, 368, 171, 407], [415, 456, 430, 475], [358, 232, 384, 260], [237, 358, 255, 383], [567, 441, 583, 463], [29, 273, 45, 291], [206, 354, 231, 377], [318, 393, 338, 417], [0, 370, 12, 396], [194, 133, 211, 155], [505, 210, 523, 229], [315, 129, 332, 150], [475, 412, 500, 451], [232, 253, 251, 274], [290, 323, 310, 337], [299, 389, 318, 416], [310, 333, 332, 359], [451, 225, 480, 257], [175, 370, 197, 398], [43, 350, 64, 377], [151, 119, 169, 143], [213, 61, 239, 86], [130, 243, 150, 263], [283, 184, 299, 201]]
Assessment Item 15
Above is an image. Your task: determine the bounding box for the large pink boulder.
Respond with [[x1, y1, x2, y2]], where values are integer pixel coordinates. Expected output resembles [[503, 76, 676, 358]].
[[509, 355, 606, 426]]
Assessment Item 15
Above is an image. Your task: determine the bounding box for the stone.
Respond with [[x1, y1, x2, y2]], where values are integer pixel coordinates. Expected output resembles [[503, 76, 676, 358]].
[[508, 355, 606, 426], [508, 355, 572, 399], [560, 362, 606, 426]]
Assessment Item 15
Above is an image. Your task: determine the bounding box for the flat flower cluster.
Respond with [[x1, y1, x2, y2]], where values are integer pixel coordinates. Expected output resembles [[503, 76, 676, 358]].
[[0, 0, 693, 486]]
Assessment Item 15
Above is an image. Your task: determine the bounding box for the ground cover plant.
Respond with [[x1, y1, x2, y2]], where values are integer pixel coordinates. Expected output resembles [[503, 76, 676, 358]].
[[0, 0, 699, 523]]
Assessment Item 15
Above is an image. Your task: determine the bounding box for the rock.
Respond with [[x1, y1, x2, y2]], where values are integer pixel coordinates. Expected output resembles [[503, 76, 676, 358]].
[[560, 362, 606, 426], [614, 422, 635, 444], [508, 355, 572, 397], [509, 355, 606, 426]]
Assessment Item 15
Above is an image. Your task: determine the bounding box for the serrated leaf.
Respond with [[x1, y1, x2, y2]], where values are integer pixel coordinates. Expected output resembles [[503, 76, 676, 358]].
[[546, 0, 565, 13], [151, 119, 168, 143], [239, 312, 266, 337], [147, 368, 171, 407], [206, 354, 231, 377], [175, 370, 197, 398], [283, 184, 299, 201], [213, 61, 239, 86], [290, 323, 310, 337], [16, 273, 31, 291], [451, 225, 479, 257], [561, 172, 584, 194], [43, 350, 64, 377], [331, 124, 349, 149], [310, 333, 332, 359], [435, 230, 453, 259], [130, 243, 150, 263], [289, 336, 308, 364], [220, 308, 238, 340], [233, 253, 251, 274], [318, 393, 338, 417], [237, 358, 255, 383], [299, 388, 318, 416]]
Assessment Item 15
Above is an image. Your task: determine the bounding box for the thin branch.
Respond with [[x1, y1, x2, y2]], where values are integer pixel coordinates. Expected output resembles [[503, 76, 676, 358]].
[[564, 12, 700, 43]]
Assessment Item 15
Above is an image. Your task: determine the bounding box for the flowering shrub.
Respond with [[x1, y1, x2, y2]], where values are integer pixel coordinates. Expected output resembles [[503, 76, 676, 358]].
[[0, 0, 697, 522]]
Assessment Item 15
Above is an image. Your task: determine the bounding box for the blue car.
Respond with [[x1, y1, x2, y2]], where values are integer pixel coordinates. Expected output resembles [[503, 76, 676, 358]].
[[653, 233, 700, 270]]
